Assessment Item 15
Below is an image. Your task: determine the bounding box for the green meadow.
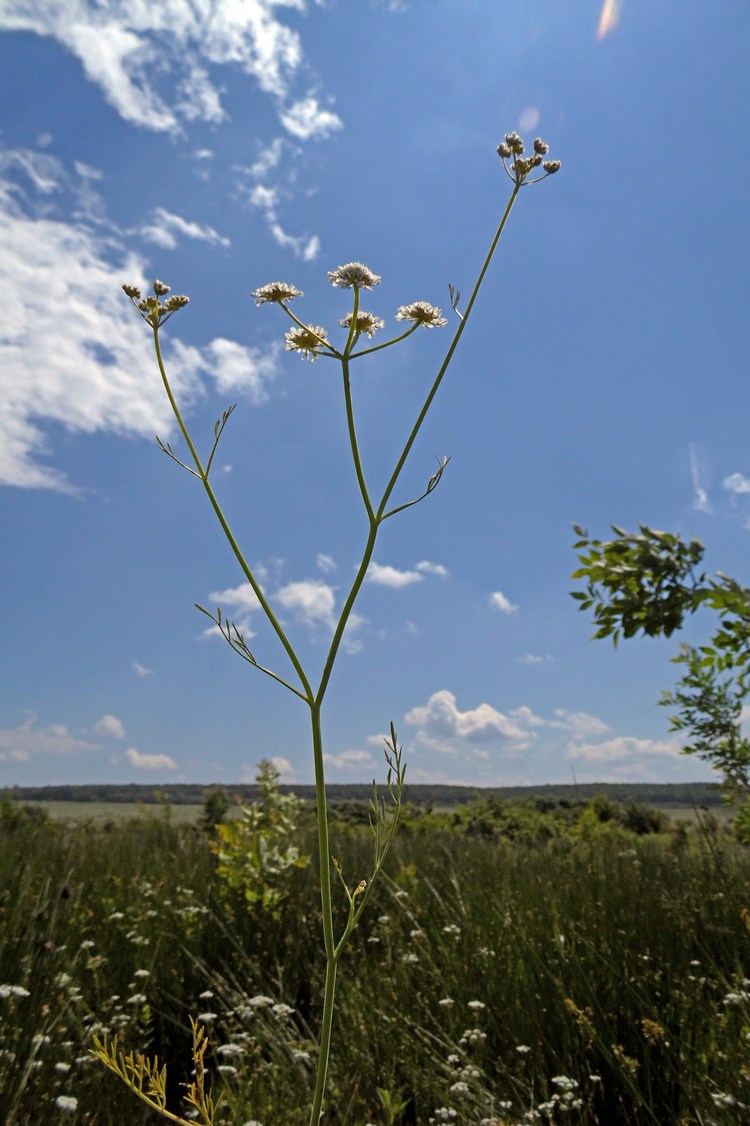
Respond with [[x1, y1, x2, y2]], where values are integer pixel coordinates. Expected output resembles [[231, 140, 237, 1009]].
[[0, 794, 748, 1125]]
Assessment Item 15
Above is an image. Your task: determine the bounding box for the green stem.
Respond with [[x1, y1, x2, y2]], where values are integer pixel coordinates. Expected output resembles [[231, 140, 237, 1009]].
[[152, 328, 314, 704], [376, 184, 520, 520], [342, 357, 375, 521], [308, 702, 337, 1124]]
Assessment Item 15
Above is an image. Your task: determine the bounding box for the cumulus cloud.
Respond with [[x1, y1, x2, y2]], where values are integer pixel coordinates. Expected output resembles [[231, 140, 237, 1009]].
[[0, 716, 99, 761], [0, 152, 280, 489], [276, 579, 337, 630], [551, 709, 612, 738], [94, 714, 125, 739], [366, 560, 448, 589], [124, 747, 178, 771], [405, 690, 532, 752], [489, 591, 518, 613]]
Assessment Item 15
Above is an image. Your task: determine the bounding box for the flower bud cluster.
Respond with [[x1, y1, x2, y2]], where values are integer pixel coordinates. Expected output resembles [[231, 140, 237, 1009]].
[[497, 132, 561, 186], [122, 280, 190, 327]]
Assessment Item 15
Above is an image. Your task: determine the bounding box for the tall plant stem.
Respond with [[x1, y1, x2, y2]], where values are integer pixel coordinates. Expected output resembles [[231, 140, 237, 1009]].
[[378, 184, 520, 519], [152, 329, 314, 704]]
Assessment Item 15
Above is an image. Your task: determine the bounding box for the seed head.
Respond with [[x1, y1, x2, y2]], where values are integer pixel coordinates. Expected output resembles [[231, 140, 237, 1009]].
[[533, 138, 550, 155], [496, 142, 512, 159], [543, 159, 561, 175], [153, 279, 170, 296], [284, 324, 330, 361], [396, 301, 448, 328], [339, 311, 385, 337], [251, 282, 304, 305], [328, 262, 381, 289], [504, 131, 524, 155], [122, 283, 142, 299]]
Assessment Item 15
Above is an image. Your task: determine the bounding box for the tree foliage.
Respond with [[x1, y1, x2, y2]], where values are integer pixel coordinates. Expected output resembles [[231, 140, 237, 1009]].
[[571, 523, 750, 798]]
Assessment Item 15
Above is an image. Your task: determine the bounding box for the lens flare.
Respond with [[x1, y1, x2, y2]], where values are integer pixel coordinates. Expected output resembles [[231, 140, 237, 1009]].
[[597, 0, 621, 39]]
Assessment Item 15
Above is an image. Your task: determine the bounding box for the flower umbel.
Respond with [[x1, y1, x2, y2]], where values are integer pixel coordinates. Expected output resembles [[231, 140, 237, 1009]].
[[123, 281, 189, 328], [497, 132, 561, 186], [328, 262, 381, 289], [252, 282, 304, 305], [338, 311, 385, 337], [284, 324, 330, 361], [396, 302, 448, 328]]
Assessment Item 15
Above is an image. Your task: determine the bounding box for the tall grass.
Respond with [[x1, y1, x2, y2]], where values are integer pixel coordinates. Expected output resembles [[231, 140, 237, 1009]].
[[0, 808, 748, 1124]]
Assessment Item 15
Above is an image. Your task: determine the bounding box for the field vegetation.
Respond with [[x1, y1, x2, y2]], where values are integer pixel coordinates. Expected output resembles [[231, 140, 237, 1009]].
[[0, 785, 748, 1125]]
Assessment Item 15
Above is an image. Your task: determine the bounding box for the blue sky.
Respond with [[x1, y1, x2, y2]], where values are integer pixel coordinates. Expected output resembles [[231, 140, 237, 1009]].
[[0, 1, 748, 790]]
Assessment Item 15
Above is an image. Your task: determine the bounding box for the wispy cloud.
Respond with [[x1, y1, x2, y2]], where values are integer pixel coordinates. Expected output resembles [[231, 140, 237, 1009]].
[[140, 207, 231, 250], [132, 661, 153, 677], [0, 1, 326, 136], [689, 445, 711, 513], [0, 716, 100, 762]]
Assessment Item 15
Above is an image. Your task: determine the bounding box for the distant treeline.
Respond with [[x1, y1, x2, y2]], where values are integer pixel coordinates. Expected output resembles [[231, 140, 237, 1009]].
[[0, 780, 724, 808]]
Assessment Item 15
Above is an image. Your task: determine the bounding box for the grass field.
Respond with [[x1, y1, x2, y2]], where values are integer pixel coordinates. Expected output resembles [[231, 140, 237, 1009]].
[[0, 797, 748, 1125]]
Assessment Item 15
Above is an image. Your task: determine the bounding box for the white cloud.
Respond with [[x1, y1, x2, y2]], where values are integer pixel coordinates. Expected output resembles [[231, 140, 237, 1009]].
[[0, 152, 281, 489], [316, 553, 336, 573], [723, 472, 750, 496], [566, 735, 685, 778], [1, 1, 317, 134], [489, 591, 518, 613], [415, 560, 449, 577], [208, 582, 263, 615], [517, 653, 553, 665], [94, 714, 125, 739], [405, 690, 531, 750], [366, 563, 424, 589], [140, 207, 231, 250], [276, 578, 337, 629], [0, 716, 99, 761], [239, 753, 296, 783], [279, 96, 343, 140], [132, 660, 153, 677], [124, 747, 178, 771], [323, 749, 375, 770], [689, 445, 711, 513], [551, 709, 612, 738]]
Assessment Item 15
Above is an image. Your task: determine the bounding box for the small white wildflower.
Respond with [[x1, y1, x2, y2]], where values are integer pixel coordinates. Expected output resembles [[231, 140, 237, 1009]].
[[516, 1044, 531, 1054], [712, 1092, 738, 1107], [79, 940, 95, 950], [442, 924, 461, 938], [446, 1054, 461, 1065], [284, 324, 330, 361], [272, 1003, 295, 1019], [134, 969, 150, 979], [127, 993, 147, 1005], [198, 990, 214, 999], [197, 1012, 217, 1023], [589, 1074, 602, 1083], [401, 952, 419, 964], [551, 1076, 578, 1091], [55, 1062, 71, 1073], [410, 929, 425, 940], [395, 301, 447, 328], [367, 935, 381, 944], [292, 1049, 311, 1064], [248, 995, 275, 1008], [252, 282, 303, 305], [378, 915, 391, 924], [438, 997, 455, 1007], [328, 262, 381, 289], [0, 984, 30, 998], [108, 911, 125, 921], [217, 1065, 238, 1077], [218, 1044, 244, 1058], [467, 1000, 486, 1010], [55, 1096, 78, 1112], [449, 1081, 469, 1096], [339, 311, 384, 337]]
